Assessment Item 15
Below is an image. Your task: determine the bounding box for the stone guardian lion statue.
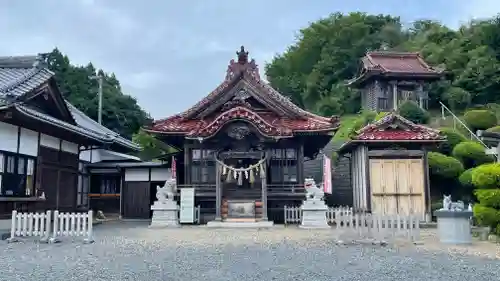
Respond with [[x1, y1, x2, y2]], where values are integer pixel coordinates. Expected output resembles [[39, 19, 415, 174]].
[[304, 178, 324, 201], [156, 178, 177, 203]]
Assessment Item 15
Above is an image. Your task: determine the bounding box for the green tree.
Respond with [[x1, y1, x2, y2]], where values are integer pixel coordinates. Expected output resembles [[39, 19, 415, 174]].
[[45, 48, 150, 138], [132, 130, 174, 160]]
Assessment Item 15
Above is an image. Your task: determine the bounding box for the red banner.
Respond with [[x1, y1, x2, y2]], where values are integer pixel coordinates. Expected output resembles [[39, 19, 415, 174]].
[[171, 156, 176, 179], [323, 155, 332, 194]]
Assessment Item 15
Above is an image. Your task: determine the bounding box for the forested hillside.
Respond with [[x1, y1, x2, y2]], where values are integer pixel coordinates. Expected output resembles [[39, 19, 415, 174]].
[[45, 49, 150, 139], [265, 12, 500, 116]]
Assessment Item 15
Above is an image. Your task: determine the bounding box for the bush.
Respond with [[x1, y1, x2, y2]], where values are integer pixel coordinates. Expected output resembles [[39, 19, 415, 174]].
[[474, 189, 500, 209], [486, 126, 500, 133], [459, 168, 475, 189], [347, 110, 377, 138], [452, 141, 495, 168], [428, 152, 465, 179], [473, 203, 500, 229], [397, 101, 430, 124], [437, 128, 467, 155], [471, 163, 500, 189], [463, 109, 497, 132]]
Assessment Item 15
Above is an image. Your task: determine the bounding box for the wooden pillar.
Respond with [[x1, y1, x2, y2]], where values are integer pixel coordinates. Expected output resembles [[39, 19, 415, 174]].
[[418, 83, 424, 109], [215, 161, 222, 221], [297, 143, 304, 184], [392, 81, 398, 110], [261, 168, 268, 221]]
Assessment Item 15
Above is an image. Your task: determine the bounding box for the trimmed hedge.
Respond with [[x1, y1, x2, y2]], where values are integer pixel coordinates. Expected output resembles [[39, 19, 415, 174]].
[[474, 189, 500, 209], [463, 109, 497, 132], [428, 152, 464, 179], [486, 125, 500, 133], [473, 203, 500, 229], [452, 141, 495, 168], [397, 101, 430, 124], [458, 168, 475, 189], [437, 128, 467, 155], [471, 163, 500, 189]]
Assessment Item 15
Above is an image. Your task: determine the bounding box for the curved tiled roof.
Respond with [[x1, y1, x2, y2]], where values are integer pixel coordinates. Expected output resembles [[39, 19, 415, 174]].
[[149, 46, 340, 138], [346, 51, 444, 86], [338, 113, 445, 152], [0, 54, 140, 151]]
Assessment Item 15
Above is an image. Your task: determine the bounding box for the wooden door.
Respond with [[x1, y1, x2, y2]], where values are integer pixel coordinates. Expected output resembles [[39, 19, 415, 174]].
[[58, 170, 77, 211], [369, 159, 425, 217], [39, 166, 59, 210], [122, 182, 151, 219]]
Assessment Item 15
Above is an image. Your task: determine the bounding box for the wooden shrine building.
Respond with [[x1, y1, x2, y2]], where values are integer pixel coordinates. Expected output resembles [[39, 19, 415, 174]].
[[347, 51, 443, 112], [146, 47, 340, 223], [337, 113, 444, 220]]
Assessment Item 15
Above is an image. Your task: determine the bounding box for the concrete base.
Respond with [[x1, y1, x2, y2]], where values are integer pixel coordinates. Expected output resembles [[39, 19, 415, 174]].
[[434, 210, 473, 244], [149, 201, 179, 228], [300, 201, 330, 229], [206, 220, 274, 228]]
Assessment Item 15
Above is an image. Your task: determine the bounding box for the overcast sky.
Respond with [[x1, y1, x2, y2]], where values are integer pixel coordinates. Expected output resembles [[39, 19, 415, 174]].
[[0, 0, 498, 119]]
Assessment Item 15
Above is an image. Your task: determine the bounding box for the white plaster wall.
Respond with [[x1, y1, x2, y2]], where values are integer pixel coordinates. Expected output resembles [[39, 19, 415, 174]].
[[40, 133, 60, 150], [79, 148, 102, 163], [0, 122, 19, 153], [61, 140, 78, 154], [150, 168, 171, 181], [124, 168, 149, 182], [19, 128, 38, 156], [79, 149, 91, 162]]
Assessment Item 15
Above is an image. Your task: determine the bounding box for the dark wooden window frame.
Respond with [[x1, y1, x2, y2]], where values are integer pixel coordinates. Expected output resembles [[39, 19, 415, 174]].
[[270, 148, 298, 184], [377, 97, 389, 111], [77, 161, 90, 208], [190, 148, 216, 184], [89, 173, 121, 197], [0, 150, 37, 197]]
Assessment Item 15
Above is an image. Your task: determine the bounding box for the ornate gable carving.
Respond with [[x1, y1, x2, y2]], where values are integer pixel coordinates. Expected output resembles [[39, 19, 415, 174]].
[[353, 113, 443, 141]]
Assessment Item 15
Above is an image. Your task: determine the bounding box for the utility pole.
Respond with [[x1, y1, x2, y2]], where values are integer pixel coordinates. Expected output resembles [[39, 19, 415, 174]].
[[90, 74, 104, 124]]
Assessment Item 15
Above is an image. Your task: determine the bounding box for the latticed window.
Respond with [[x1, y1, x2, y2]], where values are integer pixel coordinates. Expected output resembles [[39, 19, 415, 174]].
[[377, 97, 389, 111], [77, 161, 90, 208], [191, 149, 216, 183], [0, 152, 36, 197], [270, 148, 298, 183]]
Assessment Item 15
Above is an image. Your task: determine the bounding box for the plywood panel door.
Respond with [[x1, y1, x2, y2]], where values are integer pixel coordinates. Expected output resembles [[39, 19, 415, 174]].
[[369, 159, 396, 215], [369, 159, 425, 217], [407, 159, 425, 216]]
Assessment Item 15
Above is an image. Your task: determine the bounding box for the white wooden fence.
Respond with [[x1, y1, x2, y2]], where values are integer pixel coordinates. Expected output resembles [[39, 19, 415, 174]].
[[50, 210, 94, 243], [7, 210, 93, 243], [7, 210, 51, 243], [333, 212, 421, 242], [284, 205, 353, 224], [284, 206, 421, 242]]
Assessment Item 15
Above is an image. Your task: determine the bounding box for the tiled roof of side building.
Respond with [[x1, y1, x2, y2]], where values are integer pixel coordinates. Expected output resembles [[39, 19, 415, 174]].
[[0, 54, 140, 151]]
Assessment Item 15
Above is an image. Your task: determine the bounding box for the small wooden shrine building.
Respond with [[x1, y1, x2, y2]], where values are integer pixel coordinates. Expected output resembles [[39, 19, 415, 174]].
[[347, 51, 443, 112], [337, 113, 444, 220], [146, 47, 340, 223]]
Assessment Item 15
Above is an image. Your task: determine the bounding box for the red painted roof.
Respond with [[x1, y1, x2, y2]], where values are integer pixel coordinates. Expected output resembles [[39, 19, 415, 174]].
[[365, 51, 441, 74], [353, 113, 443, 141], [148, 46, 340, 139]]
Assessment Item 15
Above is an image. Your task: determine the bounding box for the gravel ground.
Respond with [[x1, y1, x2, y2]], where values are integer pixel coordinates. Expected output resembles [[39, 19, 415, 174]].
[[0, 221, 499, 281]]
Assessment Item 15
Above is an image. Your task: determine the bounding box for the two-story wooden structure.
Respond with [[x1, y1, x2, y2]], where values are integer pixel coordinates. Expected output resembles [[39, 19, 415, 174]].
[[346, 51, 443, 112], [0, 54, 141, 218], [146, 47, 340, 224]]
